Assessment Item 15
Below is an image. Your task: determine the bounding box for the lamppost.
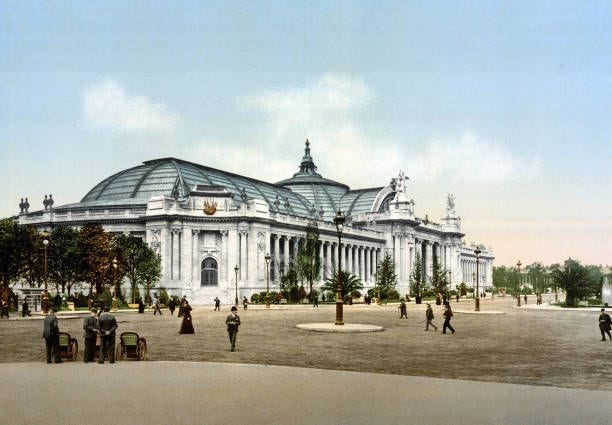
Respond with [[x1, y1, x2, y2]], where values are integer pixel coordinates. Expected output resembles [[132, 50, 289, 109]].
[[265, 253, 271, 308], [516, 260, 522, 307], [234, 265, 239, 307], [474, 246, 481, 311], [41, 232, 50, 315], [111, 258, 118, 311], [334, 210, 345, 326]]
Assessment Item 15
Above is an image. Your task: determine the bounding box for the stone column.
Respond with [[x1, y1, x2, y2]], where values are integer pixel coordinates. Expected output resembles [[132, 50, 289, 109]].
[[425, 241, 433, 282], [238, 231, 247, 282], [319, 242, 324, 282], [364, 247, 369, 284], [220, 230, 228, 286], [180, 228, 192, 289], [171, 228, 181, 281], [393, 234, 401, 281], [283, 236, 290, 276], [228, 229, 240, 299], [325, 242, 331, 280], [358, 246, 363, 280], [160, 228, 171, 283]]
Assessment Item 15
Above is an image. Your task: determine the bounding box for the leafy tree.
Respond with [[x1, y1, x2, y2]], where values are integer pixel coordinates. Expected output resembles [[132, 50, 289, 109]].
[[295, 222, 320, 305], [552, 262, 589, 307], [48, 226, 80, 296], [321, 269, 363, 302], [0, 219, 35, 303], [430, 257, 449, 297], [21, 228, 45, 289], [140, 250, 162, 305], [457, 282, 467, 297], [116, 234, 161, 303], [526, 262, 547, 295], [409, 251, 423, 302], [76, 224, 115, 297], [375, 252, 397, 302], [280, 266, 299, 302]]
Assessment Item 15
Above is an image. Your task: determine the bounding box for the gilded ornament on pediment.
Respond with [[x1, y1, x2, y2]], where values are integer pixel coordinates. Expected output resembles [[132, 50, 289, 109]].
[[203, 199, 217, 215]]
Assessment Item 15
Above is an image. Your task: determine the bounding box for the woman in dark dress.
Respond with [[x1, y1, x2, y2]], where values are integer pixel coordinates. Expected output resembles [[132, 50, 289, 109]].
[[138, 297, 145, 314], [179, 301, 194, 334]]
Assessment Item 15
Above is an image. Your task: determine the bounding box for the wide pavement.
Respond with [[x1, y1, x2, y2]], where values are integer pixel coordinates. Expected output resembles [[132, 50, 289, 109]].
[[2, 361, 610, 425]]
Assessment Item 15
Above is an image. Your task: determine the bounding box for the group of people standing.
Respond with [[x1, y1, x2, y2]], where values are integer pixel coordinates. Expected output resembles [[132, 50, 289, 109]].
[[42, 305, 118, 364], [82, 307, 118, 363]]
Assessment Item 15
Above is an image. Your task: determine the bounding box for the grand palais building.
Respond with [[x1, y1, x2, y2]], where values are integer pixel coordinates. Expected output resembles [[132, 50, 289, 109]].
[[17, 141, 494, 304]]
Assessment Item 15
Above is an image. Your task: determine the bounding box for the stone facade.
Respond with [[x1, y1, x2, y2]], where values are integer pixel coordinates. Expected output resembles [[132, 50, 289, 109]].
[[17, 143, 494, 304]]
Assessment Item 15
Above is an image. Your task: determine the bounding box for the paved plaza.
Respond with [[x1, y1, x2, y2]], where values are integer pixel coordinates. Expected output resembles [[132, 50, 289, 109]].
[[1, 295, 611, 424]]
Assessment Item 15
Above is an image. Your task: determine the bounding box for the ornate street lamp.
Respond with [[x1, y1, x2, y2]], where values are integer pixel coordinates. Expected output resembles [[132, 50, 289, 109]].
[[474, 246, 481, 311], [516, 260, 522, 307], [234, 265, 239, 307], [265, 253, 271, 308], [41, 232, 50, 315], [334, 210, 345, 325], [112, 258, 118, 311]]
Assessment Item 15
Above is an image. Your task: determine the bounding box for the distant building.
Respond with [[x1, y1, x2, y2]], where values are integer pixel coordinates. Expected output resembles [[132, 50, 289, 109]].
[[18, 141, 493, 304]]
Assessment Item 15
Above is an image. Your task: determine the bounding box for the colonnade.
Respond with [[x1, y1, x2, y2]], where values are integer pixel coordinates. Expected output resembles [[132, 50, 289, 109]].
[[269, 233, 381, 287], [459, 257, 491, 288], [390, 233, 460, 290]]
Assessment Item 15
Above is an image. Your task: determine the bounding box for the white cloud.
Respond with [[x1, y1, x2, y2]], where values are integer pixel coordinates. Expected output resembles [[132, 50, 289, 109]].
[[82, 79, 177, 132], [237, 76, 541, 197], [240, 74, 371, 138], [407, 132, 541, 183]]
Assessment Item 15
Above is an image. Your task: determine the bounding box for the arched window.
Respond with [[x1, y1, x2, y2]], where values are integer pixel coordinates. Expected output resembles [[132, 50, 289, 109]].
[[201, 257, 218, 287]]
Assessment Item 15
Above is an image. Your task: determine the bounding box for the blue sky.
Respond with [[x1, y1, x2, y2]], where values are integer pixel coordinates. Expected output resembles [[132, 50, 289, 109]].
[[1, 1, 610, 266]]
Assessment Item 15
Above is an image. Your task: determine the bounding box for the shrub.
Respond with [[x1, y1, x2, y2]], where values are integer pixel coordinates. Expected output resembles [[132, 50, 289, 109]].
[[158, 289, 169, 305]]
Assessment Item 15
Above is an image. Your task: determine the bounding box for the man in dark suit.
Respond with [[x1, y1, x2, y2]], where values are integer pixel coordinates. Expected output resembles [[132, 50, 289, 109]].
[[599, 308, 611, 341], [42, 307, 62, 363], [225, 306, 241, 352], [97, 307, 118, 363], [83, 308, 98, 362]]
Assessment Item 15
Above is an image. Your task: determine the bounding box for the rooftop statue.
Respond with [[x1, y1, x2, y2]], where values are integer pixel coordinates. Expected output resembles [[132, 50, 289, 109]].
[[447, 193, 456, 215]]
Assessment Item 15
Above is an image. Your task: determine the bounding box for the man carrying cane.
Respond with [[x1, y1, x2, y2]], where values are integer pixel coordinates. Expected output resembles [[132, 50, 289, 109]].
[[425, 303, 438, 331], [398, 299, 407, 319]]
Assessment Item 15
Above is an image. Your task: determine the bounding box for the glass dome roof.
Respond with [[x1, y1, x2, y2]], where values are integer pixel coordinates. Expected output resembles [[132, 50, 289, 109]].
[[76, 142, 387, 221], [81, 158, 316, 218]]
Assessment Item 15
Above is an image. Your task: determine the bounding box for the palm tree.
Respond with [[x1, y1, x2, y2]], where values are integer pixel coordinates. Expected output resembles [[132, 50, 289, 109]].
[[321, 270, 363, 303], [552, 263, 589, 307]]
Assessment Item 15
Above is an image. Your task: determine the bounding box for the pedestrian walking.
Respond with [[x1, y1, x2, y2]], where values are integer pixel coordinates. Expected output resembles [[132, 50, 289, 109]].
[[243, 296, 249, 310], [178, 296, 187, 317], [523, 294, 527, 304], [225, 305, 241, 352], [1, 299, 9, 319], [138, 297, 145, 314], [442, 304, 455, 334], [82, 308, 98, 363], [598, 308, 611, 341], [168, 298, 176, 315], [214, 297, 220, 311], [42, 307, 62, 363], [179, 300, 195, 334], [97, 307, 118, 363], [425, 303, 438, 331], [398, 299, 407, 319], [313, 294, 318, 308], [22, 299, 32, 317], [153, 297, 162, 315]]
